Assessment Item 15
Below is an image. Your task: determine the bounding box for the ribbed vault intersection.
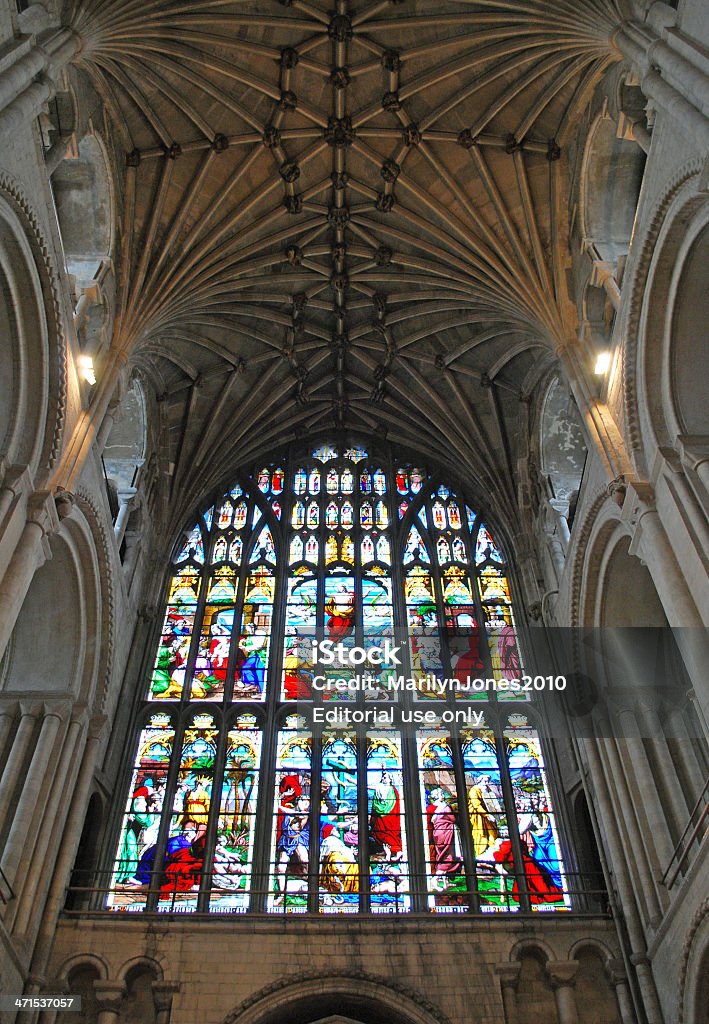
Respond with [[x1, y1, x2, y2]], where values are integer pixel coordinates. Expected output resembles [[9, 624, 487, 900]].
[[64, 0, 628, 524]]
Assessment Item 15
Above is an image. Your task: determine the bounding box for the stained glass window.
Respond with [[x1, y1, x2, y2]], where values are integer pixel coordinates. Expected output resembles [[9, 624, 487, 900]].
[[106, 443, 570, 915]]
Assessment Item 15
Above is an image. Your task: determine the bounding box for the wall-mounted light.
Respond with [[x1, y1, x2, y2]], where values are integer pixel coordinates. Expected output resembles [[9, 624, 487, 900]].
[[77, 354, 96, 385], [594, 351, 611, 375]]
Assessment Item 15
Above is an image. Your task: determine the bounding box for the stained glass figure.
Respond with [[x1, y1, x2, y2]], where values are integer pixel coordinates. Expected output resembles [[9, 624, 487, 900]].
[[359, 468, 372, 493], [373, 468, 386, 495], [325, 502, 338, 529], [108, 713, 174, 910], [282, 579, 317, 700], [325, 535, 338, 564], [175, 524, 204, 564], [475, 525, 504, 564], [309, 468, 320, 494], [229, 537, 243, 564], [368, 734, 409, 912], [320, 733, 359, 912], [432, 501, 446, 530], [326, 468, 338, 494], [272, 468, 284, 495], [376, 536, 391, 564], [269, 719, 312, 911], [361, 535, 374, 563], [404, 526, 429, 565], [418, 728, 468, 912], [398, 501, 408, 520], [158, 712, 217, 911], [342, 537, 354, 564], [307, 502, 319, 529], [250, 526, 275, 563], [212, 536, 228, 564], [305, 536, 318, 563], [410, 467, 424, 493], [396, 468, 408, 494], [289, 536, 304, 564], [452, 538, 467, 563], [375, 501, 388, 529], [257, 468, 270, 493], [217, 501, 233, 529], [437, 537, 451, 564], [360, 502, 373, 529], [341, 467, 354, 493], [341, 501, 353, 528], [209, 716, 262, 911], [234, 502, 247, 530], [292, 501, 305, 529], [294, 468, 307, 494], [233, 567, 274, 700], [448, 503, 462, 529]]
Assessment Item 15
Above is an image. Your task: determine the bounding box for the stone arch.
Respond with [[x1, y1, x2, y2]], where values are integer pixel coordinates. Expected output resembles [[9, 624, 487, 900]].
[[571, 943, 621, 1024], [0, 177, 65, 476], [222, 971, 453, 1024], [58, 952, 109, 982], [509, 938, 556, 964], [637, 180, 709, 457], [0, 505, 103, 707], [116, 956, 164, 984], [679, 899, 709, 1024], [621, 158, 705, 469]]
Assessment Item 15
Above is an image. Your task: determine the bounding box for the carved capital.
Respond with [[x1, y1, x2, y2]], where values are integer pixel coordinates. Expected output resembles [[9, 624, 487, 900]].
[[494, 962, 522, 990], [93, 981, 126, 1013], [546, 960, 580, 989], [26, 490, 60, 535], [54, 486, 75, 520]]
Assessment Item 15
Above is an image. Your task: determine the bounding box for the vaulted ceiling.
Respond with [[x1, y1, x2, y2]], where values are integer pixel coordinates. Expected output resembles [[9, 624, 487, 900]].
[[66, 0, 627, 527]]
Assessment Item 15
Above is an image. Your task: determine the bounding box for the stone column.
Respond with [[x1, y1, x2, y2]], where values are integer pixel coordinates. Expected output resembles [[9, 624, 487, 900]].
[[0, 491, 62, 663], [494, 963, 521, 1024], [0, 706, 65, 887], [153, 982, 180, 1024], [93, 982, 125, 1024], [0, 704, 38, 836], [606, 959, 636, 1024], [0, 29, 81, 135], [11, 713, 85, 937], [547, 961, 580, 1024]]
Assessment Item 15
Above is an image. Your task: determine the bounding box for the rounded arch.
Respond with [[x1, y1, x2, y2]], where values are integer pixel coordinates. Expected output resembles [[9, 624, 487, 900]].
[[117, 955, 164, 983], [508, 938, 555, 964], [0, 504, 104, 707], [0, 177, 65, 476], [222, 971, 453, 1024], [622, 159, 706, 469], [58, 952, 109, 982], [679, 900, 709, 1024]]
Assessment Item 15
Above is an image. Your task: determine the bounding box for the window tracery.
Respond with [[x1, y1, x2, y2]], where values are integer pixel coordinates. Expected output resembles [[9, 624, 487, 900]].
[[107, 444, 569, 915]]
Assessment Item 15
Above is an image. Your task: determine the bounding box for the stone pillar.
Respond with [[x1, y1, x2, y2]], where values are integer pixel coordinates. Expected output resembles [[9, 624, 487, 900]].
[[547, 961, 580, 1024], [0, 704, 38, 835], [24, 717, 106, 987], [11, 713, 85, 937], [494, 963, 521, 1024], [0, 491, 62, 663], [606, 959, 636, 1024], [0, 706, 65, 887], [153, 981, 180, 1024], [93, 982, 125, 1024]]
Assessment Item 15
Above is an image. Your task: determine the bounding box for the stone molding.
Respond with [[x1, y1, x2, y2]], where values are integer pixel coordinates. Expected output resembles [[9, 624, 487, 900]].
[[222, 969, 454, 1024], [620, 157, 705, 462], [0, 173, 67, 473]]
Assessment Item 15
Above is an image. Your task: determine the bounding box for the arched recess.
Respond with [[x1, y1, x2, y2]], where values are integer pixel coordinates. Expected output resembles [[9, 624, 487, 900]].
[[572, 944, 621, 1024], [0, 509, 103, 707], [50, 132, 116, 357], [625, 163, 707, 472], [222, 972, 453, 1024], [103, 377, 147, 527], [580, 114, 646, 273], [0, 180, 65, 477]]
